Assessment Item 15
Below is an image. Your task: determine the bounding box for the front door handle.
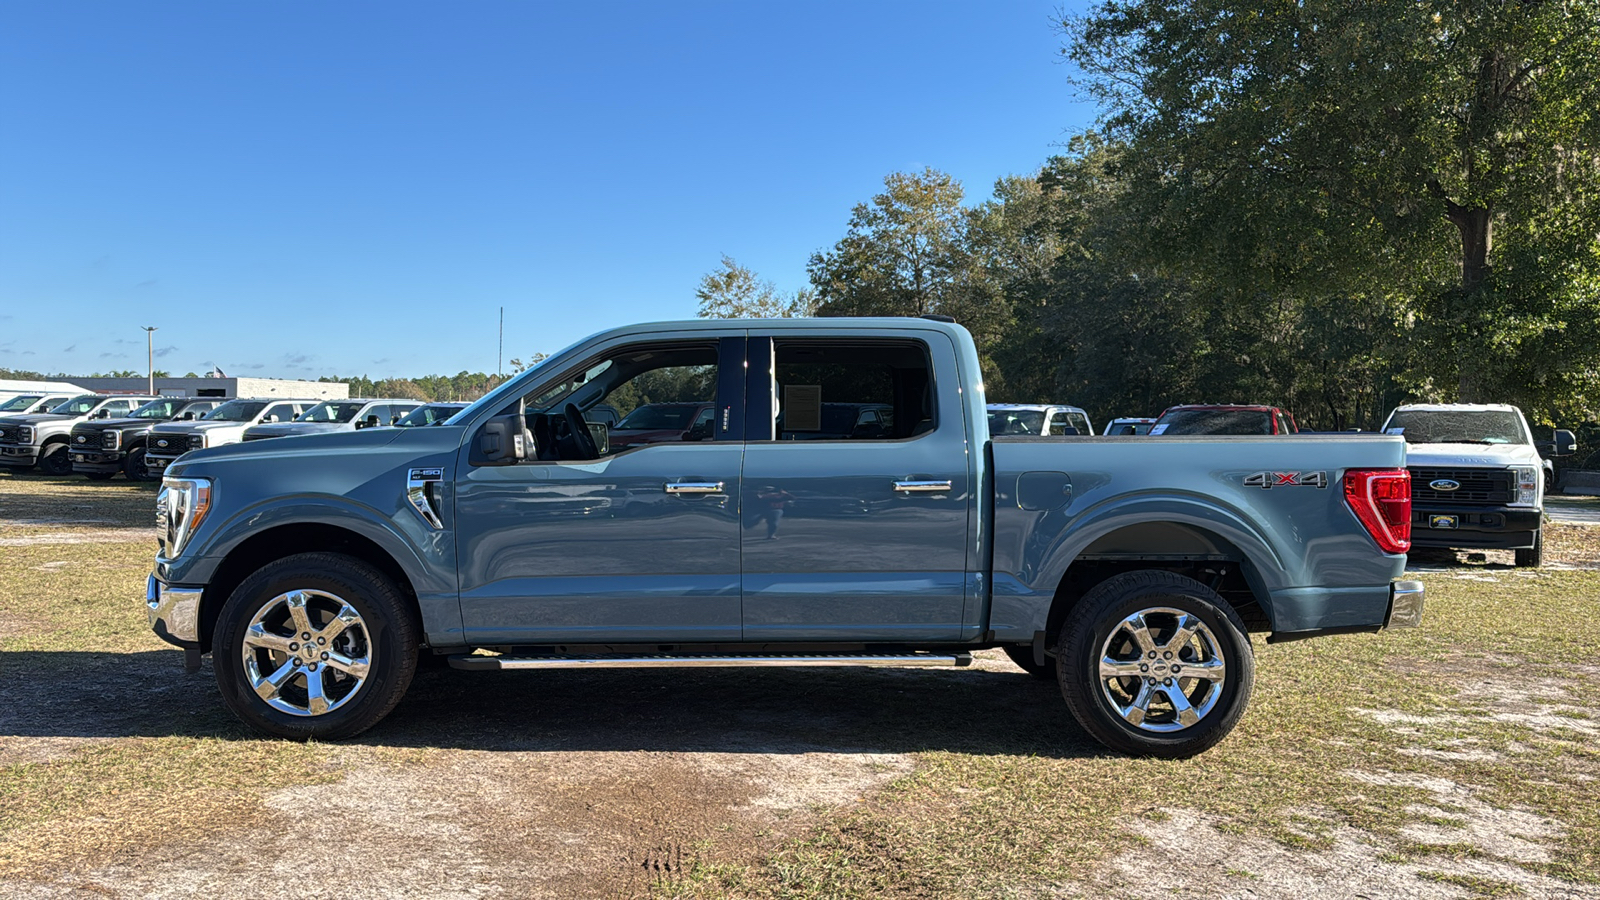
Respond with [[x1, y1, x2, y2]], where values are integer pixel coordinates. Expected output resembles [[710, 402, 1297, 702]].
[[665, 481, 724, 494], [894, 479, 952, 493]]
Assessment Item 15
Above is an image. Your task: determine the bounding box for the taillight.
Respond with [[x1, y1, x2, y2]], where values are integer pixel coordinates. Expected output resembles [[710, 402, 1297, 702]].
[[1344, 468, 1411, 554]]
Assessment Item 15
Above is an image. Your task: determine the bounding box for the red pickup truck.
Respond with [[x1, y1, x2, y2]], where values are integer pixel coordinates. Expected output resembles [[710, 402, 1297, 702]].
[[1151, 404, 1299, 436]]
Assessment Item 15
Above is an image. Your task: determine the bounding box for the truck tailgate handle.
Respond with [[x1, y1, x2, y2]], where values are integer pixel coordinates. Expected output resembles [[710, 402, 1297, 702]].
[[665, 481, 724, 494], [894, 479, 952, 493]]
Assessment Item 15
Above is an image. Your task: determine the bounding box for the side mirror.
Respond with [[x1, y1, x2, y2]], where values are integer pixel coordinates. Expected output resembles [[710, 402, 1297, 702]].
[[471, 414, 527, 466], [1553, 429, 1577, 457], [95, 409, 110, 419], [360, 414, 380, 428], [182, 412, 196, 420]]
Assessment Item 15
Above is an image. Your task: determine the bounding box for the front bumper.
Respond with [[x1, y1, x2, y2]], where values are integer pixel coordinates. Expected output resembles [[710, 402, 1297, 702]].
[[147, 574, 204, 647], [1384, 580, 1425, 629], [1411, 505, 1540, 551], [145, 454, 179, 473], [71, 449, 126, 472], [0, 444, 40, 466]]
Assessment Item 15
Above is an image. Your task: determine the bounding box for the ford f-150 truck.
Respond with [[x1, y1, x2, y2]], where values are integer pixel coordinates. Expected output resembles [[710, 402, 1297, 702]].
[[148, 318, 1422, 758], [1382, 403, 1575, 567]]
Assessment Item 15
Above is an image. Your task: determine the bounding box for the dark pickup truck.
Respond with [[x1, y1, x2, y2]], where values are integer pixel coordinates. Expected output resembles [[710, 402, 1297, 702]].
[[148, 318, 1422, 757]]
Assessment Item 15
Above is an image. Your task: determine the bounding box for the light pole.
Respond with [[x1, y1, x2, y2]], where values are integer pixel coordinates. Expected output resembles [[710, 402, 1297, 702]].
[[142, 326, 158, 395]]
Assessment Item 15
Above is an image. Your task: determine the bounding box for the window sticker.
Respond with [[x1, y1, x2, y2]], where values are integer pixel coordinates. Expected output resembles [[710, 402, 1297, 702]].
[[783, 385, 822, 432], [1149, 423, 1169, 435], [1385, 427, 1405, 435]]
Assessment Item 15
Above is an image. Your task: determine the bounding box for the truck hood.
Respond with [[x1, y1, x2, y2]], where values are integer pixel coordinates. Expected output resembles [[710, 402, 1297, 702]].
[[2, 412, 81, 426], [172, 425, 427, 470], [1402, 442, 1541, 467], [243, 422, 355, 439], [152, 420, 245, 437]]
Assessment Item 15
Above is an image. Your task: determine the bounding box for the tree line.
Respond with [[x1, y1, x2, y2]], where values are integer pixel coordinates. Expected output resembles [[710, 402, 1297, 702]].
[[697, 1, 1600, 432]]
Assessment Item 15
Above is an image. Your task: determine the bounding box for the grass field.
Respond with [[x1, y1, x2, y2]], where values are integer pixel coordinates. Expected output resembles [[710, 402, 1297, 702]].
[[2, 471, 1598, 898]]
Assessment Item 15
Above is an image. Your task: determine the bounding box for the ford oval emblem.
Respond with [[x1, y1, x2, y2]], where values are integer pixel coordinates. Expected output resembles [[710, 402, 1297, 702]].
[[1429, 479, 1461, 492]]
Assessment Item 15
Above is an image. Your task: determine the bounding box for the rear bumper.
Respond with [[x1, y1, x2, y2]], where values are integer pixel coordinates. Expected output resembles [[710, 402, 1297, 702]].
[[1267, 579, 1423, 643], [1384, 580, 1425, 629], [147, 574, 203, 648], [1410, 505, 1540, 550]]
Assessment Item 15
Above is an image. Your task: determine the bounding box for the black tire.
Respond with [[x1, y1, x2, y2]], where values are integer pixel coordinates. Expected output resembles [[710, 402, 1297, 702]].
[[1056, 570, 1255, 758], [82, 471, 116, 481], [123, 446, 153, 481], [37, 442, 72, 476], [1002, 644, 1055, 680], [212, 552, 419, 740], [1515, 527, 1543, 568]]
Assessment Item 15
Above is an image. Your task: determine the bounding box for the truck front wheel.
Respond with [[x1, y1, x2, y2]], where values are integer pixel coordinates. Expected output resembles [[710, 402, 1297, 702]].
[[212, 552, 419, 740], [37, 442, 72, 476], [1056, 570, 1255, 758], [1515, 527, 1543, 568]]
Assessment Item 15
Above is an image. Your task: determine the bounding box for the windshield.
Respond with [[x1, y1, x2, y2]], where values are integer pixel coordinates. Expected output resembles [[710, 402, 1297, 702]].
[[48, 395, 103, 416], [0, 395, 41, 412], [1384, 410, 1529, 445], [396, 405, 460, 427], [202, 400, 268, 422], [1155, 409, 1273, 435], [130, 398, 185, 419], [616, 403, 701, 430], [988, 410, 1046, 435], [297, 401, 366, 423]]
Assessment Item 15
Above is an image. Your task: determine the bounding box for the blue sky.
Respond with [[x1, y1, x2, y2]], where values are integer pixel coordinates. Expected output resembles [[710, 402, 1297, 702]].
[[0, 1, 1096, 381]]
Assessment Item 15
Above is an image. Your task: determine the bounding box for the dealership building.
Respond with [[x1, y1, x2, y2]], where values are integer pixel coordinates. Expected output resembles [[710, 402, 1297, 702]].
[[68, 376, 348, 400]]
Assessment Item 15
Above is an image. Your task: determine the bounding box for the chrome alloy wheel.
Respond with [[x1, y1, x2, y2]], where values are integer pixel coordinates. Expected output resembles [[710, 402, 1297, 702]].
[[241, 589, 372, 717], [1097, 607, 1226, 732]]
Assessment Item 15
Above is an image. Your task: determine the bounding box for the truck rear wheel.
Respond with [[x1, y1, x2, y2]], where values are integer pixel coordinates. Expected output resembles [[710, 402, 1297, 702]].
[[1056, 570, 1254, 758], [1515, 527, 1543, 568], [212, 552, 418, 740]]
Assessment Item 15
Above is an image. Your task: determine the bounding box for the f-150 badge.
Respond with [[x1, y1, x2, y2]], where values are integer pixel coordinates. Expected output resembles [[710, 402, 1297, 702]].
[[1244, 471, 1328, 489]]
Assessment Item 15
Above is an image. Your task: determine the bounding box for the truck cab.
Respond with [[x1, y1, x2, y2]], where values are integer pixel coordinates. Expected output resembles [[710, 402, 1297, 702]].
[[1382, 403, 1576, 567]]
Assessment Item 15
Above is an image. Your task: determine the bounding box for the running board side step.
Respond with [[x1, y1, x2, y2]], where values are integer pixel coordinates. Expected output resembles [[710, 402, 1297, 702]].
[[448, 652, 973, 671]]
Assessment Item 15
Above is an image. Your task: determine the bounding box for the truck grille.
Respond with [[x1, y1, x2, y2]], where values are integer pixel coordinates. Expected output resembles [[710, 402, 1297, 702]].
[[1409, 466, 1513, 505], [73, 431, 92, 445], [187, 435, 206, 451], [0, 425, 17, 444], [151, 435, 177, 453]]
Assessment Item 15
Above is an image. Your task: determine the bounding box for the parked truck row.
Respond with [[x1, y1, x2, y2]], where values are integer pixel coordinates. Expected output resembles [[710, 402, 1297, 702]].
[[0, 393, 465, 481]]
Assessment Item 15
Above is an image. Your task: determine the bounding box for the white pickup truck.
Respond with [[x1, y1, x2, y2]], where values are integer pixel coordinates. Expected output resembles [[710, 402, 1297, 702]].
[[1382, 404, 1576, 566]]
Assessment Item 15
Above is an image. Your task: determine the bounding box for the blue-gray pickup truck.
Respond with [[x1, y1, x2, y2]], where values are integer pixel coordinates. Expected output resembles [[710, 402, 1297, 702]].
[[148, 317, 1423, 757]]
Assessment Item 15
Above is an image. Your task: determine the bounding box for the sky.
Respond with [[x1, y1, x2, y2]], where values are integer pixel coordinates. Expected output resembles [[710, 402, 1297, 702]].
[[0, 1, 1098, 381]]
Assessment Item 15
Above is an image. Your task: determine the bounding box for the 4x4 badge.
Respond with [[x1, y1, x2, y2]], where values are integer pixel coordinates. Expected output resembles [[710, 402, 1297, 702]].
[[1244, 471, 1328, 489]]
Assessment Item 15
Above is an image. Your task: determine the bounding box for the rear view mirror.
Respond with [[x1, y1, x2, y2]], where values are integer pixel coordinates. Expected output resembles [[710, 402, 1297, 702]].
[[471, 414, 527, 466]]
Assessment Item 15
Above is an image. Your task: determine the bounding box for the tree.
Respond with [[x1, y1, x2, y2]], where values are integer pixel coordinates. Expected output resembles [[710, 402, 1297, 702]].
[[695, 255, 813, 318], [508, 353, 548, 374], [808, 168, 969, 318], [1065, 0, 1600, 409]]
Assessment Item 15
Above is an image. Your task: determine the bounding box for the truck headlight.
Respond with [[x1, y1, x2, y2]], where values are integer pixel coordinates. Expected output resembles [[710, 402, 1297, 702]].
[[157, 476, 213, 557], [1509, 465, 1539, 507], [18, 426, 33, 444], [102, 430, 121, 450]]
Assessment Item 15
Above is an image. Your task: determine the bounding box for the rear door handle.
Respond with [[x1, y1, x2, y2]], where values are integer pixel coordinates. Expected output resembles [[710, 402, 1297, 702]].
[[893, 480, 952, 493], [665, 481, 724, 494]]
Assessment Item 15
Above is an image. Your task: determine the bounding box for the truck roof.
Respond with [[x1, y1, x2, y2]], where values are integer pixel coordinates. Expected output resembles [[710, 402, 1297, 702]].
[[1390, 403, 1524, 414]]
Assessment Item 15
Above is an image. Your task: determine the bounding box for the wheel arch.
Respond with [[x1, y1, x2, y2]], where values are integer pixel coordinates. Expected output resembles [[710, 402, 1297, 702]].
[[1041, 521, 1275, 653], [198, 523, 423, 653]]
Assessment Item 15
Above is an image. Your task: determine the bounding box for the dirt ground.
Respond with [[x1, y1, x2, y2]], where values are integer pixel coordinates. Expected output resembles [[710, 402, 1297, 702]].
[[3, 474, 1599, 899]]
